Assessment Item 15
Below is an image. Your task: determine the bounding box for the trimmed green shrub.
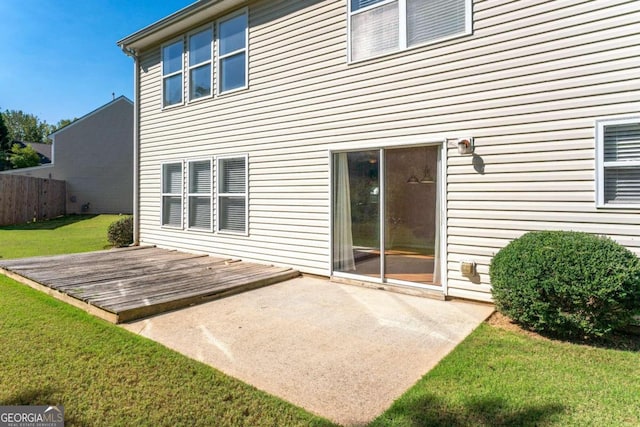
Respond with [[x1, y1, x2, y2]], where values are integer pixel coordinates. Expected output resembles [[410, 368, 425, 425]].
[[107, 216, 133, 248], [490, 230, 640, 339]]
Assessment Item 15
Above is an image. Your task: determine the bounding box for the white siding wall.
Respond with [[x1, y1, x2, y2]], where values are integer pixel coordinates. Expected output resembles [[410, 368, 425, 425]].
[[136, 0, 640, 302]]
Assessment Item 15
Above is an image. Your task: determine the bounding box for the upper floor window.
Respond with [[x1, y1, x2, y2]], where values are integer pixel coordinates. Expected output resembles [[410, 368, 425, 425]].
[[218, 11, 248, 93], [596, 118, 640, 207], [161, 9, 248, 109], [349, 0, 471, 62], [188, 27, 213, 101], [162, 39, 184, 107]]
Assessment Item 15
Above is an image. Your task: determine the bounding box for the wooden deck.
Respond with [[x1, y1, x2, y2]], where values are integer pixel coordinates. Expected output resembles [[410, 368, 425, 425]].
[[0, 246, 299, 323]]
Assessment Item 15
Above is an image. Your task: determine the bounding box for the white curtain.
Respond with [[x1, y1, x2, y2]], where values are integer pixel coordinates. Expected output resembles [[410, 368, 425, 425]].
[[333, 153, 355, 271]]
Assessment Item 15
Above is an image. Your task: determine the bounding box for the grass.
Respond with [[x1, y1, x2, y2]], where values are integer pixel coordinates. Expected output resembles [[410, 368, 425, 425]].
[[0, 214, 118, 259], [371, 322, 640, 426], [1, 215, 639, 426], [0, 276, 333, 427]]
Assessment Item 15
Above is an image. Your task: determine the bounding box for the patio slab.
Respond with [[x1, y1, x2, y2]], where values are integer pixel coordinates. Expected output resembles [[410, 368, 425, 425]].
[[122, 276, 494, 426]]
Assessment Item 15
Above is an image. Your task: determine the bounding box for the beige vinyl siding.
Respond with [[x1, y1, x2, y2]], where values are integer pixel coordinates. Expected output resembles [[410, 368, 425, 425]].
[[136, 0, 640, 300]]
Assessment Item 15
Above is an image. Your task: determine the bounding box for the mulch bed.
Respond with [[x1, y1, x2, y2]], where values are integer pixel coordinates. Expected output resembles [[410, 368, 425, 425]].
[[486, 312, 640, 352]]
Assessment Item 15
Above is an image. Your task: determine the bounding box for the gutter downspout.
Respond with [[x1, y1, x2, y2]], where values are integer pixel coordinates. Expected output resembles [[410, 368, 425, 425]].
[[121, 46, 141, 246]]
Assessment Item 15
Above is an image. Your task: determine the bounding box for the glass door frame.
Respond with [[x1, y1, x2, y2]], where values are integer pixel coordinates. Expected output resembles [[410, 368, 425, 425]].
[[329, 141, 447, 295]]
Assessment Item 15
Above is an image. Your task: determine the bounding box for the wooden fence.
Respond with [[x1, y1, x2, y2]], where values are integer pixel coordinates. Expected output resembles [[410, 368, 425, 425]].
[[0, 174, 66, 226]]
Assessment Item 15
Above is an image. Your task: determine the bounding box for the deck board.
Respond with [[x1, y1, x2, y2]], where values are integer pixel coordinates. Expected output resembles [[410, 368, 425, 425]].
[[0, 246, 299, 323]]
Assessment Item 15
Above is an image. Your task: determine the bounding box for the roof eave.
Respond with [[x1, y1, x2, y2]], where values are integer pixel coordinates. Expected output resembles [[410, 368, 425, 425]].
[[117, 0, 246, 52]]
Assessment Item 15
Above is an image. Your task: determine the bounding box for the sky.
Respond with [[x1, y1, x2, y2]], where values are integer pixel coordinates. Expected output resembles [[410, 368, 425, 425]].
[[0, 0, 194, 125]]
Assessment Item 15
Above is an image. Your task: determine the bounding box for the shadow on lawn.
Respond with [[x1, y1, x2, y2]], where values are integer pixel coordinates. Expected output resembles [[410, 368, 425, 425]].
[[0, 215, 97, 231], [2, 387, 58, 405], [371, 394, 565, 427]]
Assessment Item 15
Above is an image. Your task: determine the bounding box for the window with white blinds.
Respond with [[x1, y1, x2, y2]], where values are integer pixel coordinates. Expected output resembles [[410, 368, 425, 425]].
[[349, 0, 470, 61], [187, 159, 213, 230], [596, 118, 640, 207], [161, 162, 183, 227], [217, 156, 248, 233]]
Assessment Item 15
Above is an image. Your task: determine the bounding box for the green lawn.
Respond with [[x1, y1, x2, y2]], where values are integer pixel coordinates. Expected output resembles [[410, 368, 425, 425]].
[[0, 215, 118, 259], [1, 215, 639, 426], [371, 323, 640, 426], [0, 276, 333, 427]]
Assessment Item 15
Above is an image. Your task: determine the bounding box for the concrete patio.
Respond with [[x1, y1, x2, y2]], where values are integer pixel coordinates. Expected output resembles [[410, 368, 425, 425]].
[[122, 276, 494, 425]]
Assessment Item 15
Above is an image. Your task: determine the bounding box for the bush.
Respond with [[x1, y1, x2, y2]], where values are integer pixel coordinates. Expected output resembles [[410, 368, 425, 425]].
[[490, 230, 640, 339], [107, 216, 133, 248]]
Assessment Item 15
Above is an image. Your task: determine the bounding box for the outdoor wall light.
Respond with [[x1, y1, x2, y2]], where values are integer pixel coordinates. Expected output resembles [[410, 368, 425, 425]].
[[457, 137, 474, 155]]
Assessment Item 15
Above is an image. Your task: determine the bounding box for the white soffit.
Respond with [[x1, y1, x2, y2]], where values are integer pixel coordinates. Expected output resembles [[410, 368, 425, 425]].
[[118, 0, 247, 52]]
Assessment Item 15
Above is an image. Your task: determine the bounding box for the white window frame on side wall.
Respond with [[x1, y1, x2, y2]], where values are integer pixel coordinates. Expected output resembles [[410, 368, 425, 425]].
[[216, 154, 249, 235], [347, 0, 472, 63], [595, 116, 640, 208], [187, 25, 214, 103], [216, 8, 249, 95], [161, 37, 185, 108], [161, 161, 184, 229], [186, 158, 214, 231]]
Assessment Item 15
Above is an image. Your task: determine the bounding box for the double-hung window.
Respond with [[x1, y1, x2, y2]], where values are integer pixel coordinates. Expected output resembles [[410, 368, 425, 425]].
[[596, 118, 640, 207], [161, 9, 248, 108], [162, 162, 183, 227], [188, 27, 213, 101], [218, 11, 248, 93], [217, 156, 248, 233], [162, 39, 184, 107], [187, 159, 213, 230], [349, 0, 470, 61]]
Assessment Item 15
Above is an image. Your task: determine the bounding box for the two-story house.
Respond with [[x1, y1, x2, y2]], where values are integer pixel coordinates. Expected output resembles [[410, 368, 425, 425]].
[[2, 96, 134, 214], [118, 0, 640, 302]]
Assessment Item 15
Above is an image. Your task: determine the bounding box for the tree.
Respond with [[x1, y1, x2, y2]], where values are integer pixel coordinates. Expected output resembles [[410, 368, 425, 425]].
[[54, 118, 77, 130], [0, 112, 9, 170], [8, 143, 41, 169], [1, 110, 53, 144]]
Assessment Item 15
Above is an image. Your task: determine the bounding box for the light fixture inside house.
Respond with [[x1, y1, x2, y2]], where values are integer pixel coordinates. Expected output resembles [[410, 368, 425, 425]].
[[408, 149, 437, 184], [419, 166, 435, 184]]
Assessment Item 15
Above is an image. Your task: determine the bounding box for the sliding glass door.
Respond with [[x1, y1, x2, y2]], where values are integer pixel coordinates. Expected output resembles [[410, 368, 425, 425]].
[[332, 145, 441, 288]]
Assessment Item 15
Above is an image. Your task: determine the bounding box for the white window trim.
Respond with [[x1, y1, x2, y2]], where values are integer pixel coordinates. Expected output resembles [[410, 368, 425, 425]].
[[216, 8, 249, 96], [595, 116, 640, 209], [161, 161, 184, 229], [216, 154, 249, 235], [347, 0, 473, 64], [161, 37, 185, 109], [186, 158, 214, 231], [187, 25, 214, 103]]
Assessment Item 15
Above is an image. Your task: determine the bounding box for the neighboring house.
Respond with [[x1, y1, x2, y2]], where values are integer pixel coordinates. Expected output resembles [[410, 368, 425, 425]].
[[12, 141, 53, 165], [118, 0, 640, 302], [1, 97, 133, 214]]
